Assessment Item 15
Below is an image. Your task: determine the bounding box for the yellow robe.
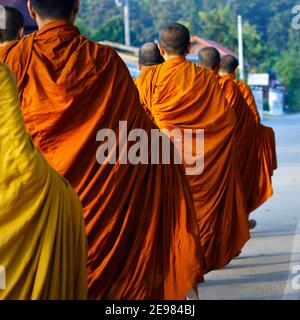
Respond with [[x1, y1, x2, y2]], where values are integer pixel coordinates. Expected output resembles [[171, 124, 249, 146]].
[[0, 63, 87, 300]]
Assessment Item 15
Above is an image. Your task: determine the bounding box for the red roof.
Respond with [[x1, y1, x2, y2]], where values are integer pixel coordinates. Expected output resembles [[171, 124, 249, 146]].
[[1, 0, 37, 32], [190, 36, 238, 58]]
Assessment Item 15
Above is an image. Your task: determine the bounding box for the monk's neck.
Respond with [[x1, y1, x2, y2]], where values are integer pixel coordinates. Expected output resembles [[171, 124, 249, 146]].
[[219, 72, 236, 79], [163, 55, 186, 62], [211, 69, 219, 76], [36, 18, 73, 30], [0, 41, 10, 47]]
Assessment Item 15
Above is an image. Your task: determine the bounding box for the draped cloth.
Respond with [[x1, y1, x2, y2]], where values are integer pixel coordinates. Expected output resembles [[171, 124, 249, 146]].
[[236, 79, 277, 211], [0, 21, 205, 300], [0, 63, 87, 300], [236, 81, 261, 124], [217, 75, 273, 212], [0, 41, 17, 59], [135, 58, 250, 272]]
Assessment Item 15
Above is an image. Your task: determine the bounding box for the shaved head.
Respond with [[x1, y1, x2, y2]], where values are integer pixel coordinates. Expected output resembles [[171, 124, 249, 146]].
[[198, 47, 221, 71], [0, 6, 24, 43], [159, 23, 190, 56], [29, 0, 77, 19], [138, 42, 164, 68], [220, 55, 239, 74]]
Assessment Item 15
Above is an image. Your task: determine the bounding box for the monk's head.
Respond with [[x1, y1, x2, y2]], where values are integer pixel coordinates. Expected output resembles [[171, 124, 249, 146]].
[[138, 42, 164, 70], [0, 6, 24, 45], [219, 55, 239, 76], [158, 23, 191, 60], [198, 47, 221, 74], [27, 0, 79, 29]]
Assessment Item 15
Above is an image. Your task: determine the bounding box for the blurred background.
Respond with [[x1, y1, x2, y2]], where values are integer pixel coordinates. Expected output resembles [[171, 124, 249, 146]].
[[3, 0, 300, 114]]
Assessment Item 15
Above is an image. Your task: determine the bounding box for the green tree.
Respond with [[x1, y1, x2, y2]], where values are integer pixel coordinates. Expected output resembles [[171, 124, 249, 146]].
[[92, 15, 125, 43], [198, 5, 266, 67], [75, 18, 93, 38], [75, 0, 300, 112], [274, 27, 300, 112]]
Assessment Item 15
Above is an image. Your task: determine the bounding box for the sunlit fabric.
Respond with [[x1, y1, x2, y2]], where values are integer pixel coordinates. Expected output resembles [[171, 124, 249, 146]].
[[0, 21, 205, 300], [0, 63, 87, 300], [135, 58, 250, 272], [236, 79, 277, 211]]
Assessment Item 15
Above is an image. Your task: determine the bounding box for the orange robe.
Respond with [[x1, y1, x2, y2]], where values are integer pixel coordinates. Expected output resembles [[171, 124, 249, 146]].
[[236, 81, 261, 124], [0, 41, 18, 59], [135, 58, 250, 272], [217, 75, 264, 212], [236, 79, 277, 210], [0, 21, 205, 300]]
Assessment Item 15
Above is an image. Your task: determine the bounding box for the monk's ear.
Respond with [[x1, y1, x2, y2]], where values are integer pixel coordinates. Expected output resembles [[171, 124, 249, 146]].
[[17, 28, 24, 40], [187, 42, 192, 55], [27, 1, 36, 20], [74, 0, 80, 15], [158, 43, 165, 57]]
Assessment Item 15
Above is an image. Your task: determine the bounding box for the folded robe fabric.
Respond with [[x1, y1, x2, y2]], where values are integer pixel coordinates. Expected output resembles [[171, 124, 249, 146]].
[[236, 79, 277, 211], [0, 21, 205, 300], [218, 74, 276, 212], [135, 58, 250, 272], [0, 63, 87, 300]]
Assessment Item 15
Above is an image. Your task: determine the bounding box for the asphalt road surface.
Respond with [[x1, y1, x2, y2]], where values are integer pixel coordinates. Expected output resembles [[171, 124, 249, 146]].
[[197, 113, 300, 300]]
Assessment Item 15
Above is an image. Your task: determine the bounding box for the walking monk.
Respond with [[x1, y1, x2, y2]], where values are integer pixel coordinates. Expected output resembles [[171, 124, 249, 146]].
[[0, 1, 204, 300], [137, 42, 164, 70], [219, 55, 277, 214], [0, 63, 87, 300], [198, 48, 271, 227], [135, 23, 250, 272], [135, 42, 164, 120]]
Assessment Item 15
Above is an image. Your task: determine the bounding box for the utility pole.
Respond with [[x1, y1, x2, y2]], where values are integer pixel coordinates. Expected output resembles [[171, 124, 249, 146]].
[[237, 15, 244, 80], [115, 0, 131, 46], [123, 0, 131, 46]]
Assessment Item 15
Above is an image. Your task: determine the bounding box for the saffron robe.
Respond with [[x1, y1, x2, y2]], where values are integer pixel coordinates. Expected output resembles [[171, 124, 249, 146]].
[[0, 21, 205, 300], [135, 58, 250, 272], [218, 74, 276, 212], [236, 79, 277, 211]]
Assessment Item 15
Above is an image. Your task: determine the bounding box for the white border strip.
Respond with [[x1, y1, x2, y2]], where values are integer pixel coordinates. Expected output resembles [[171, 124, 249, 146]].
[[283, 209, 300, 299]]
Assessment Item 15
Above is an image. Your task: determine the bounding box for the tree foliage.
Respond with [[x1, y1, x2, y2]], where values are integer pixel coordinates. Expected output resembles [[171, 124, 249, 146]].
[[76, 0, 300, 111]]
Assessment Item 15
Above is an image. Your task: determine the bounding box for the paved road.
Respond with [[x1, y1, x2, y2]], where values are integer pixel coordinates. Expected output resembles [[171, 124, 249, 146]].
[[197, 113, 300, 300]]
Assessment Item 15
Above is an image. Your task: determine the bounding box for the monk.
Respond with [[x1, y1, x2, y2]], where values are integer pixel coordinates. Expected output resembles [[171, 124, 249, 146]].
[[0, 63, 87, 300], [197, 46, 221, 76], [0, 0, 205, 300], [135, 23, 250, 272], [0, 5, 24, 56], [137, 42, 164, 70], [135, 42, 164, 120], [198, 48, 258, 227], [219, 55, 277, 212]]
